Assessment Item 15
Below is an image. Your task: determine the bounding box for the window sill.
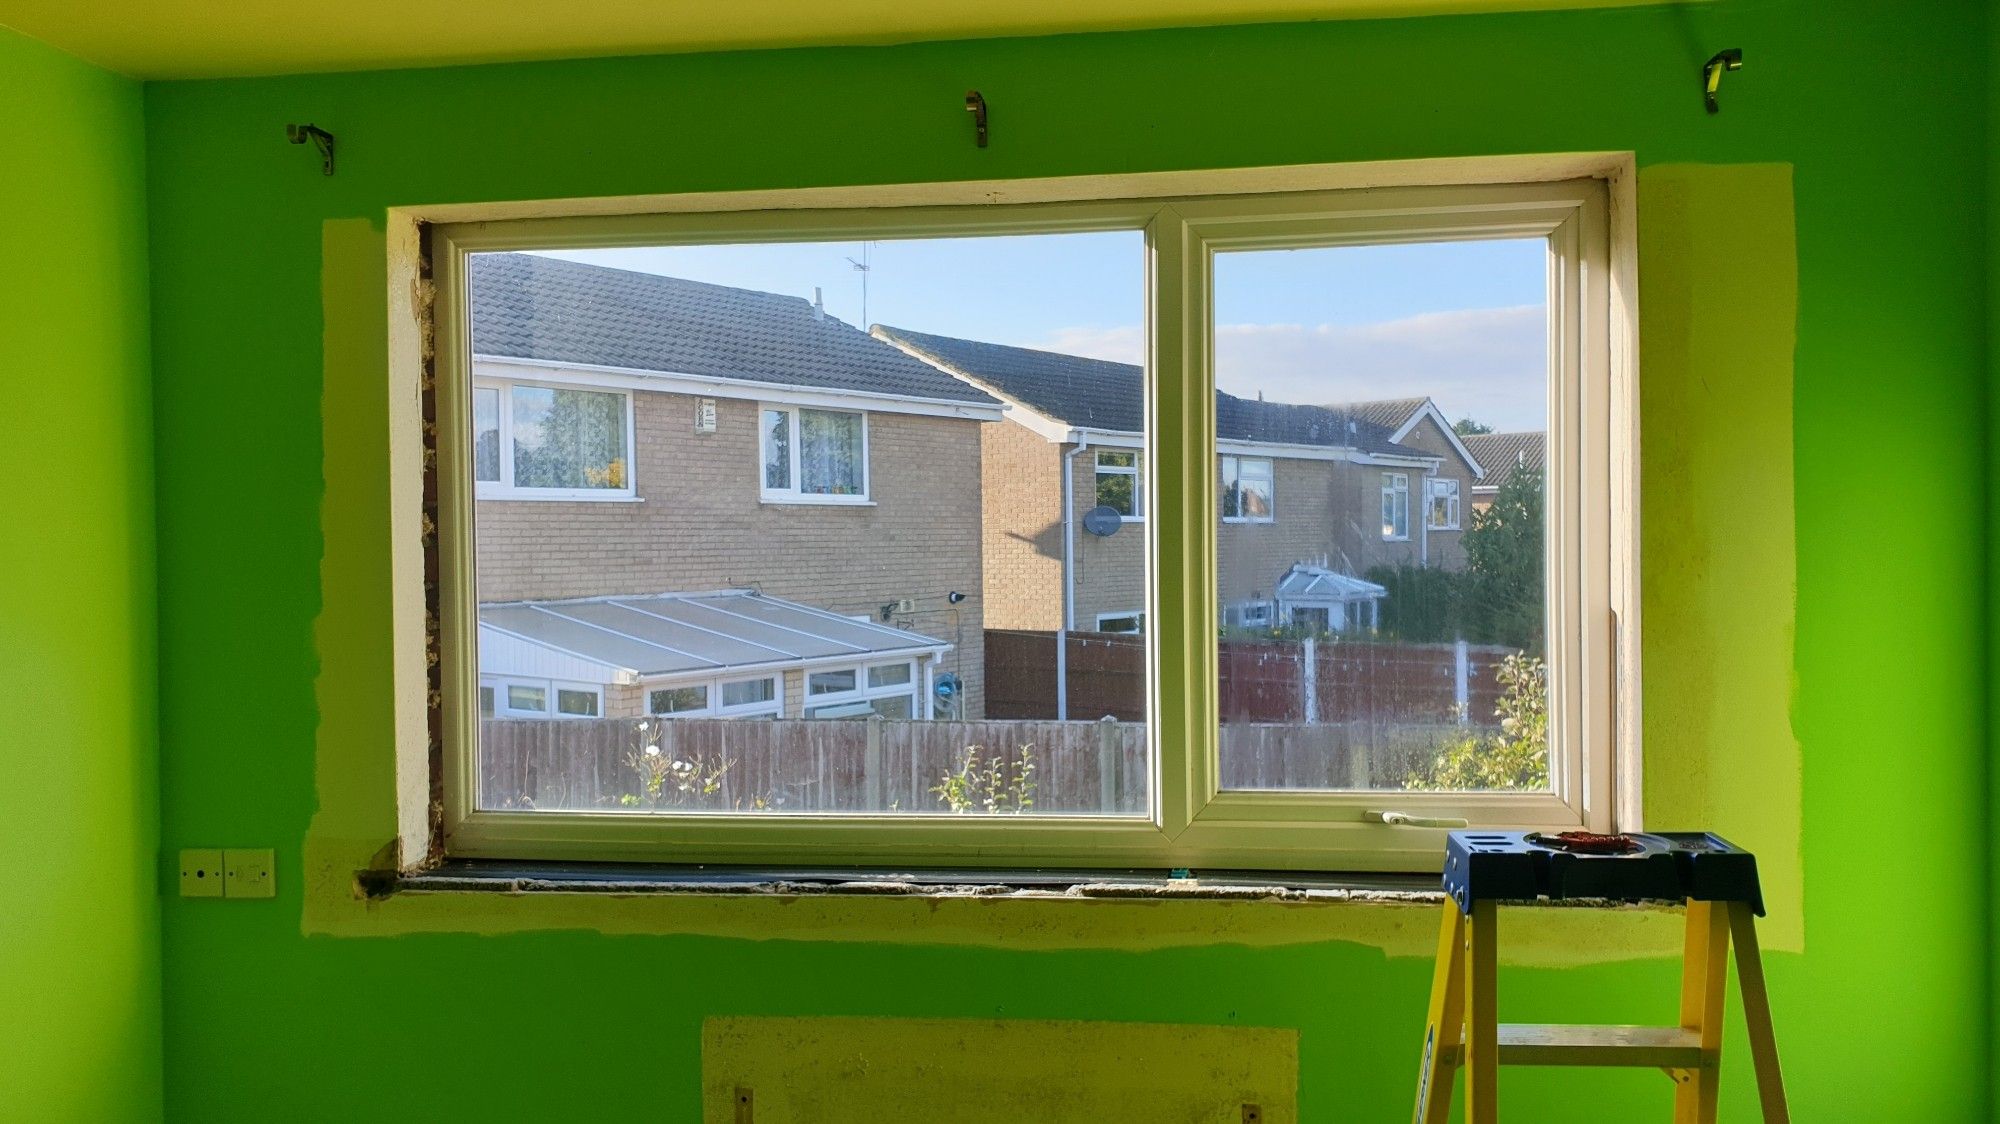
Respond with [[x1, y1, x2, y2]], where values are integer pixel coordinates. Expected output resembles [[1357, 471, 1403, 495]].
[[759, 496, 877, 507], [476, 492, 642, 503], [365, 859, 1449, 905]]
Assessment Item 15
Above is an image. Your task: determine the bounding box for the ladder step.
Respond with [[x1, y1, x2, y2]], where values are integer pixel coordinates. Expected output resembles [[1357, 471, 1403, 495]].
[[1496, 1024, 1706, 1068]]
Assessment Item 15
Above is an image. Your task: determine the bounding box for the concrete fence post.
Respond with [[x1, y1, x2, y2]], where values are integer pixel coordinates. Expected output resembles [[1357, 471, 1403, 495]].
[[1097, 714, 1119, 813], [863, 714, 884, 811], [1301, 636, 1318, 725], [1454, 639, 1470, 724]]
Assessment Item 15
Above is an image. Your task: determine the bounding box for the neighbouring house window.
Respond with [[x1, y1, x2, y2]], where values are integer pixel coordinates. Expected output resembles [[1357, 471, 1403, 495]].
[[1381, 473, 1410, 539], [648, 675, 784, 719], [762, 405, 868, 501], [1236, 601, 1272, 628], [805, 660, 923, 719], [1095, 450, 1142, 517], [1427, 477, 1461, 529], [1221, 456, 1274, 522], [483, 677, 603, 719], [1096, 612, 1145, 634], [1289, 606, 1331, 633], [471, 380, 633, 498]]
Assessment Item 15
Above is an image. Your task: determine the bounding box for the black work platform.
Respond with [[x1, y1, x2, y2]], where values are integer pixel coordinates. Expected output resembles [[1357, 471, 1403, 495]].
[[1441, 831, 1763, 915]]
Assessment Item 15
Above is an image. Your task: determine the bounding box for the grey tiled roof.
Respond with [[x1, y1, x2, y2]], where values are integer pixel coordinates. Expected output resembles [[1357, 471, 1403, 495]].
[[1462, 431, 1545, 489], [471, 254, 999, 407], [1338, 397, 1429, 432], [875, 327, 1434, 459]]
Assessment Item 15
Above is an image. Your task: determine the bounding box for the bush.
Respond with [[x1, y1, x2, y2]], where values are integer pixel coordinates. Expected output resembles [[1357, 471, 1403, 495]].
[[1404, 653, 1548, 791]]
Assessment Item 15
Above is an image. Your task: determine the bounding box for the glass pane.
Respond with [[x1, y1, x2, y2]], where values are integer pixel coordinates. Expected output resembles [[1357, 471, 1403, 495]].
[[867, 663, 912, 688], [721, 678, 776, 707], [479, 686, 495, 716], [808, 669, 856, 695], [1212, 238, 1550, 793], [762, 409, 791, 490], [511, 385, 627, 490], [556, 688, 599, 716], [472, 387, 500, 482], [467, 234, 1149, 816], [506, 684, 546, 712], [798, 409, 863, 495], [649, 685, 709, 714]]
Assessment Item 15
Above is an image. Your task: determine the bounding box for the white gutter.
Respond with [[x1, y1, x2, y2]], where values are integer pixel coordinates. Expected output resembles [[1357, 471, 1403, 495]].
[[1058, 437, 1093, 722]]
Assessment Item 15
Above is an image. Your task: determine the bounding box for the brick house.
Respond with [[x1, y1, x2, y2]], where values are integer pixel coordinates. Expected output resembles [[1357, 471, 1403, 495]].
[[468, 254, 1004, 721], [873, 327, 1484, 636], [1461, 430, 1545, 513]]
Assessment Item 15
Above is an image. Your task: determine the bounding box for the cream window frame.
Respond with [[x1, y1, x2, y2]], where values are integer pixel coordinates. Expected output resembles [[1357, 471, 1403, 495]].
[[424, 162, 1636, 873]]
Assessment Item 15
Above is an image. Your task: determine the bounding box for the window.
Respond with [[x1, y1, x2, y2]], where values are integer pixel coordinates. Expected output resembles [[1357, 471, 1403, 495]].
[[429, 166, 1630, 873], [1094, 450, 1142, 517], [1427, 477, 1461, 530], [482, 677, 602, 719], [805, 660, 923, 719], [1221, 455, 1274, 522], [647, 676, 783, 719], [761, 405, 868, 502], [1381, 473, 1410, 540], [471, 380, 633, 499], [1095, 612, 1145, 634]]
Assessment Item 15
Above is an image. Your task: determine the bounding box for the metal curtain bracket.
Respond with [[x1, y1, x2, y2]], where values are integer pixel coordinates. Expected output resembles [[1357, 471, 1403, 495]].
[[1702, 49, 1743, 115], [286, 123, 336, 175], [964, 90, 988, 147]]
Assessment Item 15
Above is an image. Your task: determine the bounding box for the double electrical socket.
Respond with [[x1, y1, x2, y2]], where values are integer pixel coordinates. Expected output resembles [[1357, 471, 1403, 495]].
[[179, 849, 275, 899]]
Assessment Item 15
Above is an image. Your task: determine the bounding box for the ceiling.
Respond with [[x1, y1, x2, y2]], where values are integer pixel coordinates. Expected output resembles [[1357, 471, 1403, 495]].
[[3, 0, 1662, 80]]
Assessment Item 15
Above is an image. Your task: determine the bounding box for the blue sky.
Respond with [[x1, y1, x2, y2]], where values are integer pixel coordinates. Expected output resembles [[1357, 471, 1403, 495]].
[[541, 232, 1549, 431]]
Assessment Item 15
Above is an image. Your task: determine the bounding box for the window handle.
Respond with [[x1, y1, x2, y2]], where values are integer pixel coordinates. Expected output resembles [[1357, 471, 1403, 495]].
[[1369, 810, 1470, 829]]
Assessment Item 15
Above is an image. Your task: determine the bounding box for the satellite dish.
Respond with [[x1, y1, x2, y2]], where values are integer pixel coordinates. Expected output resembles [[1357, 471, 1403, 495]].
[[1082, 505, 1125, 537]]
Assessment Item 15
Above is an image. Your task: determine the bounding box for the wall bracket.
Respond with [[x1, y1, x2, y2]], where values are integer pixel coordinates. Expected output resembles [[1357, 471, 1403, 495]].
[[287, 123, 336, 175], [964, 90, 988, 148], [1702, 49, 1743, 115]]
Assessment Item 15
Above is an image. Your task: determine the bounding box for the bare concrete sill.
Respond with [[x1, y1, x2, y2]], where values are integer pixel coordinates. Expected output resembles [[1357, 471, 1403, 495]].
[[369, 861, 1449, 906]]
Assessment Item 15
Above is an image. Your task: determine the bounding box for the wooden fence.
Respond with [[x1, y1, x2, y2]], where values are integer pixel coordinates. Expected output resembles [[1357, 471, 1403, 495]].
[[480, 716, 1146, 815]]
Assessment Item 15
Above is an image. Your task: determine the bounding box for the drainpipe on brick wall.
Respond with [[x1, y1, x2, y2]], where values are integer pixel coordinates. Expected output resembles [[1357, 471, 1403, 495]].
[[1058, 438, 1092, 721]]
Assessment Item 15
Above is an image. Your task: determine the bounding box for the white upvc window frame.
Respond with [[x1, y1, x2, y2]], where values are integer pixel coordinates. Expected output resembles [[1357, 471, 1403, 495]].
[[1426, 476, 1462, 530], [1220, 454, 1276, 523], [1094, 449, 1144, 519], [481, 675, 605, 720], [646, 673, 784, 719], [424, 161, 1637, 874], [472, 377, 637, 501], [759, 402, 872, 505], [1095, 611, 1146, 634], [803, 659, 924, 719], [1381, 472, 1411, 540], [1235, 601, 1273, 628]]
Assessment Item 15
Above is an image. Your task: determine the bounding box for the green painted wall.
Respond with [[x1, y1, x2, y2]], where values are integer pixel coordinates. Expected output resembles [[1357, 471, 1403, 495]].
[[141, 0, 1992, 1119], [0, 25, 162, 1124]]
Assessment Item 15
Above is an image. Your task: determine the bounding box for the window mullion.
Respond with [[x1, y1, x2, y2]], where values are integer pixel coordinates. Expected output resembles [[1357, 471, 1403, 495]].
[[1148, 207, 1210, 840]]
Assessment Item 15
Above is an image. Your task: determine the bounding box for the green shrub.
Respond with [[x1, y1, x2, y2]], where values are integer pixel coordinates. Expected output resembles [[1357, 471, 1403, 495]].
[[1405, 653, 1548, 791]]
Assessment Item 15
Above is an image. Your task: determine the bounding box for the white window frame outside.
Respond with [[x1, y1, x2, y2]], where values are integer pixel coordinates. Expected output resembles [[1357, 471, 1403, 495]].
[[1221, 455, 1275, 523], [1094, 449, 1144, 520], [472, 377, 637, 502], [803, 659, 925, 719], [1095, 611, 1145, 634], [481, 675, 605, 720], [759, 402, 872, 505], [422, 161, 1637, 874], [1381, 472, 1411, 540], [646, 674, 784, 719], [1236, 601, 1272, 628], [1426, 476, 1462, 530]]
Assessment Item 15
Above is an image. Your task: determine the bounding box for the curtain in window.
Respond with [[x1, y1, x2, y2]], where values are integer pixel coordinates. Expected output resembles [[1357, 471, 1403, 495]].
[[799, 409, 863, 495], [512, 386, 627, 489]]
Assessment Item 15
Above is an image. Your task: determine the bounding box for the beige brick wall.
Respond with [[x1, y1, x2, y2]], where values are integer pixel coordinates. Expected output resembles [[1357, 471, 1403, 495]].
[[1392, 414, 1480, 571], [979, 418, 1065, 630], [476, 387, 988, 719]]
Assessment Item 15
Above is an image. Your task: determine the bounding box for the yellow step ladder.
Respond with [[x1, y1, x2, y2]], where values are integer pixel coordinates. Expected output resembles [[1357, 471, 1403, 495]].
[[1413, 831, 1789, 1123]]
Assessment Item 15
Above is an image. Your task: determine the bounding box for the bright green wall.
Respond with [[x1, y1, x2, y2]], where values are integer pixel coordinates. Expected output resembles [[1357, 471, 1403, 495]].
[[0, 25, 162, 1124], [143, 0, 1991, 1119]]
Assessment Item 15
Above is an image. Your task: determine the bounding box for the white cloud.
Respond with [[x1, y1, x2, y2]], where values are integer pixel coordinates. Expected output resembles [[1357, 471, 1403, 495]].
[[1026, 306, 1548, 433]]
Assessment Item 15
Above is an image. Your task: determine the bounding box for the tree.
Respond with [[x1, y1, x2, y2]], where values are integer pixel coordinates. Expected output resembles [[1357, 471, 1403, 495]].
[[1461, 466, 1543, 652], [1453, 417, 1494, 436]]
